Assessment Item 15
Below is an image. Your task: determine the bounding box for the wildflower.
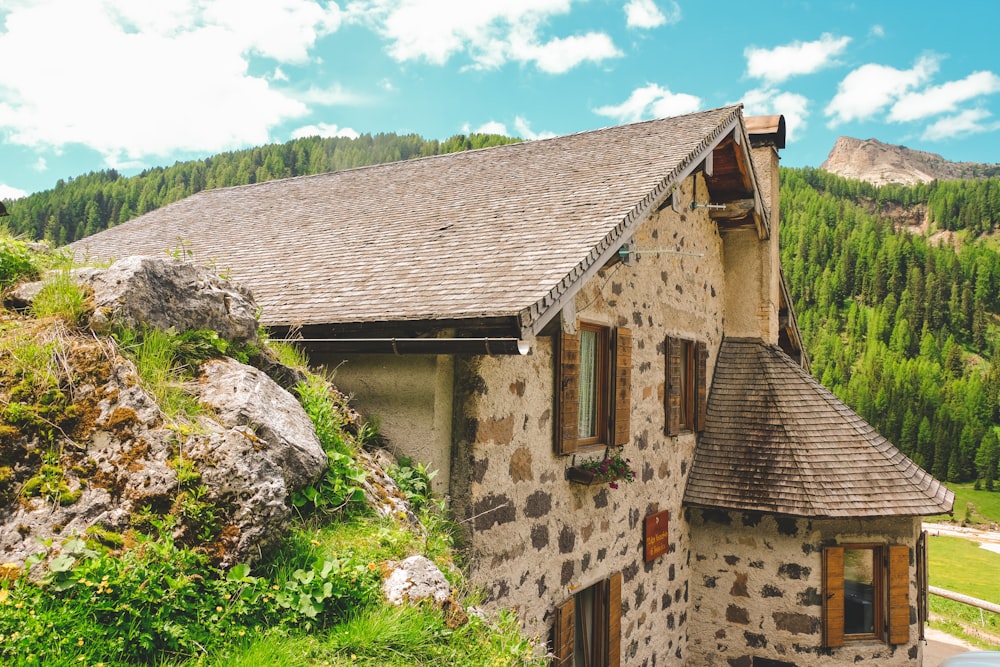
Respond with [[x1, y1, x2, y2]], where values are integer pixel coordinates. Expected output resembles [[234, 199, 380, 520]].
[[367, 563, 377, 571], [77, 638, 84, 646], [216, 606, 223, 613]]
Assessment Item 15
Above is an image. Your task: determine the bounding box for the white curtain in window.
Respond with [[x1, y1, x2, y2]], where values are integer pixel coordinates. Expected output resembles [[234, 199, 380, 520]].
[[578, 330, 597, 438]]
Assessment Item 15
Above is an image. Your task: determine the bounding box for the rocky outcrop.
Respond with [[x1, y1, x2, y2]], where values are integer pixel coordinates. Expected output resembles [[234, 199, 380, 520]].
[[0, 258, 324, 569], [820, 137, 1000, 186]]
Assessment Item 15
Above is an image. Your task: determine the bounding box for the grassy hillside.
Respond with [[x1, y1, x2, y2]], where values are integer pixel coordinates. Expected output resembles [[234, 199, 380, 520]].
[[0, 237, 544, 666]]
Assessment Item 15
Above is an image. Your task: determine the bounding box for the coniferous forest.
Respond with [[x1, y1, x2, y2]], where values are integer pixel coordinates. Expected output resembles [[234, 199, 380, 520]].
[[3, 136, 1000, 488], [780, 167, 1000, 487]]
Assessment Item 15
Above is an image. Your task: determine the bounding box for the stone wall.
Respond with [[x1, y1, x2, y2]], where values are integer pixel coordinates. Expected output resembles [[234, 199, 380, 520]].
[[688, 508, 923, 666], [450, 173, 729, 663]]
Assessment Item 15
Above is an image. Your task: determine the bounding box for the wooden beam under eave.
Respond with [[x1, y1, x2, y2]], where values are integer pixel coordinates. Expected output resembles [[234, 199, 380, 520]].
[[709, 198, 754, 221]]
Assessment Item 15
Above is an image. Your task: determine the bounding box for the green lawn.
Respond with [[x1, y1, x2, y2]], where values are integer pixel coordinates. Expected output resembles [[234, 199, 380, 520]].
[[929, 535, 1000, 603], [928, 482, 1000, 527], [928, 534, 1000, 648]]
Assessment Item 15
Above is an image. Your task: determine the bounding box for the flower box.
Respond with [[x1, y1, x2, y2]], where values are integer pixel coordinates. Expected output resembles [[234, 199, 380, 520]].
[[566, 448, 636, 488]]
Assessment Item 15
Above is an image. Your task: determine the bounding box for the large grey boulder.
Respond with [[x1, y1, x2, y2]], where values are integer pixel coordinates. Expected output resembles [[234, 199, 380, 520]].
[[11, 256, 259, 344]]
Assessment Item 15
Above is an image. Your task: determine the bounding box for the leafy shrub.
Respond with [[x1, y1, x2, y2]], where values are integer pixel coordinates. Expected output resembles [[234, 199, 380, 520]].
[[0, 528, 380, 665], [292, 375, 367, 515], [0, 235, 41, 289], [387, 457, 438, 512]]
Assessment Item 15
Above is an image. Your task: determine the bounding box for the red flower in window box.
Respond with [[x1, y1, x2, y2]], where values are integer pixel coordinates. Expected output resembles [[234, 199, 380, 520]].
[[566, 447, 636, 488]]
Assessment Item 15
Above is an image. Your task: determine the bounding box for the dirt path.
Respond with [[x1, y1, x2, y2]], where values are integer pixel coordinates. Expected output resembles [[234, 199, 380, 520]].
[[924, 522, 1000, 551]]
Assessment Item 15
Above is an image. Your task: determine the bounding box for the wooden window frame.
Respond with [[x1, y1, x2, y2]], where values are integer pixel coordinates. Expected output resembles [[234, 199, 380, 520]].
[[665, 336, 707, 436], [552, 573, 622, 667], [823, 544, 911, 648], [576, 322, 610, 449], [556, 324, 632, 455]]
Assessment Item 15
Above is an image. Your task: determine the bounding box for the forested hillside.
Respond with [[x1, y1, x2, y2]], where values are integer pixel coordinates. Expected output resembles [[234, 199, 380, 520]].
[[781, 167, 1000, 487], [1, 131, 518, 245]]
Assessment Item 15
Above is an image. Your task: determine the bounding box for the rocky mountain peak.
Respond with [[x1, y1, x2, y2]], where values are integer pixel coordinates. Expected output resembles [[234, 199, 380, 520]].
[[820, 136, 1000, 186]]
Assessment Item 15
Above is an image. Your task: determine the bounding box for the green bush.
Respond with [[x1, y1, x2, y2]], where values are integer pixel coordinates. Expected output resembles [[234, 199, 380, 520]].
[[0, 528, 380, 665], [292, 376, 367, 515], [0, 235, 41, 289]]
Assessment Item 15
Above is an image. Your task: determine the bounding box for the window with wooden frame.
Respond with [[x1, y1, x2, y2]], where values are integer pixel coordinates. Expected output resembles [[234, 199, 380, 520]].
[[822, 544, 910, 647], [665, 336, 707, 436], [556, 324, 631, 455], [552, 573, 622, 667]]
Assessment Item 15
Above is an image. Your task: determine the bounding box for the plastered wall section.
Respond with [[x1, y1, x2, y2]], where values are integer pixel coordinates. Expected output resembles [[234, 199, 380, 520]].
[[309, 352, 455, 495], [688, 508, 924, 667], [448, 173, 729, 663]]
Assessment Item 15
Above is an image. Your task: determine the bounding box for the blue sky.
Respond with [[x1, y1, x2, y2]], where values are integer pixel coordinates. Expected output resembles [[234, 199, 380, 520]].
[[1, 0, 999, 200]]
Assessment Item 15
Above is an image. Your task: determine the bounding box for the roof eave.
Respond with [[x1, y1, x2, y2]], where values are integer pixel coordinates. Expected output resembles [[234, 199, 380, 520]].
[[519, 107, 747, 338]]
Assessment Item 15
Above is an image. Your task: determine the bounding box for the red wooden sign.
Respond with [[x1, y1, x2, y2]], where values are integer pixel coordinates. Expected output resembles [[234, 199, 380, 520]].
[[644, 510, 669, 562]]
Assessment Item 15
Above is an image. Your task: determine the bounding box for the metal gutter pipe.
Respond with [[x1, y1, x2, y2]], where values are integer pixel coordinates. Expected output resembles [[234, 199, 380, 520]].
[[275, 337, 531, 356]]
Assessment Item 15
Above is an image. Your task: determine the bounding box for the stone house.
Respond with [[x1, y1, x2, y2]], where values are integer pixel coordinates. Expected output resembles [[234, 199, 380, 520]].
[[72, 105, 953, 666]]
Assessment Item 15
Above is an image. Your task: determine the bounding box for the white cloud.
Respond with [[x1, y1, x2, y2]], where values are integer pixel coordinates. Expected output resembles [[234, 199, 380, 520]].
[[625, 0, 680, 29], [33, 157, 47, 172], [745, 33, 851, 85], [348, 0, 621, 72], [593, 84, 701, 123], [474, 120, 509, 135], [0, 0, 342, 167], [869, 24, 885, 38], [922, 109, 1000, 141], [299, 83, 369, 106], [825, 55, 939, 126], [0, 184, 29, 201], [518, 32, 622, 74], [290, 122, 360, 139], [889, 71, 1000, 122], [740, 88, 809, 143], [514, 116, 556, 140]]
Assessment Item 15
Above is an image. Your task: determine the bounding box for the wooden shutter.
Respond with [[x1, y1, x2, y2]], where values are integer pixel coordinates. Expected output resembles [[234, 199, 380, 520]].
[[917, 532, 928, 640], [607, 572, 622, 667], [888, 545, 911, 645], [823, 546, 845, 647], [694, 341, 708, 432], [552, 597, 575, 666], [556, 330, 580, 455], [612, 328, 632, 446], [665, 335, 681, 435]]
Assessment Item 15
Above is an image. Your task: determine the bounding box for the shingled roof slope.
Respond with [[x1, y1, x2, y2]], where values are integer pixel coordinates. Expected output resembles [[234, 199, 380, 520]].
[[684, 338, 954, 517], [71, 106, 744, 333]]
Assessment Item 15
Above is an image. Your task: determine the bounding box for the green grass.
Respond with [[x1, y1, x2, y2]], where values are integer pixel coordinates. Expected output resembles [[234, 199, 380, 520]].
[[928, 535, 1000, 603], [928, 534, 1000, 649], [927, 482, 1000, 527]]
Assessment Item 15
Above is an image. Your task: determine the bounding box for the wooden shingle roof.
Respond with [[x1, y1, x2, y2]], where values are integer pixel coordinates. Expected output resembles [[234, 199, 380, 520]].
[[684, 338, 954, 518], [71, 106, 753, 338]]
